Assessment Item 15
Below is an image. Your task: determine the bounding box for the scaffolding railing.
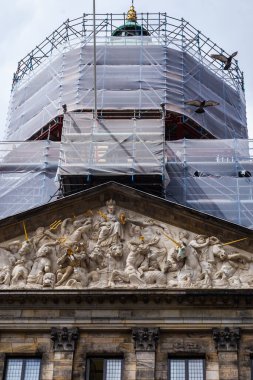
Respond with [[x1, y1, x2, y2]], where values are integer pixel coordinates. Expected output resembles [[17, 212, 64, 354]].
[[12, 12, 244, 92], [0, 141, 60, 219], [165, 139, 253, 228], [58, 112, 165, 177]]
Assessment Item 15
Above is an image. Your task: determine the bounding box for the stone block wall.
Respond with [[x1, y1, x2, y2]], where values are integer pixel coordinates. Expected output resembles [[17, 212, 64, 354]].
[[0, 327, 252, 380], [0, 291, 252, 379]]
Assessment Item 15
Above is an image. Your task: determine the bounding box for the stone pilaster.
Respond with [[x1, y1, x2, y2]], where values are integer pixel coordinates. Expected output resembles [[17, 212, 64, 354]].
[[0, 353, 5, 379], [132, 328, 159, 380], [213, 327, 240, 380], [51, 327, 79, 380]]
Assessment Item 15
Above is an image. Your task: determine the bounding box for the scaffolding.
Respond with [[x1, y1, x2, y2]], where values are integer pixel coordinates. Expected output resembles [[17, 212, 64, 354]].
[[5, 13, 246, 141], [58, 112, 165, 196], [0, 141, 60, 218], [1, 11, 252, 230], [12, 13, 244, 90], [165, 139, 253, 228]]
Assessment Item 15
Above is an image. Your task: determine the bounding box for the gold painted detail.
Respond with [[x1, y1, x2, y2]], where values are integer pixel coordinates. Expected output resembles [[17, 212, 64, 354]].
[[119, 212, 126, 225], [161, 231, 181, 248], [222, 237, 248, 247], [127, 5, 137, 22], [97, 210, 109, 221], [23, 222, 29, 241]]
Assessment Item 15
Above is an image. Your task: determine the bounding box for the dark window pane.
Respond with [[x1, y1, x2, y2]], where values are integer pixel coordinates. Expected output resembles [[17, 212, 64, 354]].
[[89, 358, 104, 380], [88, 358, 122, 380]]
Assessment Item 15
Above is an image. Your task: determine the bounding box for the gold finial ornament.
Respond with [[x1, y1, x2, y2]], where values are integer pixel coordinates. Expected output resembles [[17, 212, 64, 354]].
[[127, 4, 137, 22]]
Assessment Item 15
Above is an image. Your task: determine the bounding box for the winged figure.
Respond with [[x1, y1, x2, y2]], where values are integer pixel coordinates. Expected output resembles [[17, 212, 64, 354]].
[[210, 51, 238, 70], [184, 100, 220, 114]]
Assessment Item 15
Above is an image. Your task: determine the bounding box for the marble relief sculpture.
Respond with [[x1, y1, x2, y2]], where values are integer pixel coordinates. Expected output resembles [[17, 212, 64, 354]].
[[0, 199, 251, 290]]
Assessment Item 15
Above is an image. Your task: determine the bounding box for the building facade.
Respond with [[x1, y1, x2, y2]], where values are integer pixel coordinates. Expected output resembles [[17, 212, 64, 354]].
[[0, 183, 252, 380], [0, 4, 253, 380]]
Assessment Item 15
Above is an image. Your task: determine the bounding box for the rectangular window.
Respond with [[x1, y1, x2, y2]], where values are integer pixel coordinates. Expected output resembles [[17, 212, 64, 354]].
[[168, 358, 205, 380], [86, 357, 122, 380], [4, 358, 41, 380]]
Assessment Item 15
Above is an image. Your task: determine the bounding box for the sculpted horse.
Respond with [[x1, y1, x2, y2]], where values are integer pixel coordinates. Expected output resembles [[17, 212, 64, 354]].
[[176, 243, 203, 285]]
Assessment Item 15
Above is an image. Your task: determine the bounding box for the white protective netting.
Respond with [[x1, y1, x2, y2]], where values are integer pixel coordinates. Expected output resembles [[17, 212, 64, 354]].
[[58, 112, 164, 176], [165, 139, 253, 228], [6, 39, 247, 141], [0, 141, 60, 218]]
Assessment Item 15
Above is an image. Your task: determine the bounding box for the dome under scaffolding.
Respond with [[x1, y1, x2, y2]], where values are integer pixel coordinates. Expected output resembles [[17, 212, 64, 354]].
[[0, 5, 253, 229]]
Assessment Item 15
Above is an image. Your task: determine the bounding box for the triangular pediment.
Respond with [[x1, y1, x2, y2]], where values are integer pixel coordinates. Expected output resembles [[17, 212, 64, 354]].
[[0, 182, 252, 290]]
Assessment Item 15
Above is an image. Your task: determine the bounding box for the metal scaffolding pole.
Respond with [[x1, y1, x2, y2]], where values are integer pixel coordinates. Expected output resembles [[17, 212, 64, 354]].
[[93, 0, 97, 120]]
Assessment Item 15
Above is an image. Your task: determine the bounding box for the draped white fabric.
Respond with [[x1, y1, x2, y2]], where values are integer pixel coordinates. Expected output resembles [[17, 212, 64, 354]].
[[6, 40, 247, 141]]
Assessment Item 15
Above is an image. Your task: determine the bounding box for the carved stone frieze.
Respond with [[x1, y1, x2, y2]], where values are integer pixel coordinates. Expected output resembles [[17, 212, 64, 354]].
[[213, 327, 240, 351], [132, 328, 160, 351], [172, 341, 201, 352], [0, 199, 251, 290], [51, 327, 79, 351]]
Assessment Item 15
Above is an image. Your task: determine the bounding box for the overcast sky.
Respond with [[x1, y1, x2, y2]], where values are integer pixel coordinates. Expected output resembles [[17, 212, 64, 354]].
[[0, 0, 252, 138]]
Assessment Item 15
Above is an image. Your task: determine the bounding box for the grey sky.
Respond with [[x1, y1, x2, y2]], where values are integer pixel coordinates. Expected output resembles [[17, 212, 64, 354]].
[[0, 0, 252, 138]]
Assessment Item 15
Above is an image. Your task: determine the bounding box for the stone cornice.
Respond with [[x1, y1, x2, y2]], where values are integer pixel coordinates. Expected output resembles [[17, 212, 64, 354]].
[[0, 289, 253, 308]]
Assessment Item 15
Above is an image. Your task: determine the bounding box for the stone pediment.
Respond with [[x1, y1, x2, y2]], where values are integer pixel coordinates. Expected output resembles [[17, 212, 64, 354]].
[[0, 182, 252, 291]]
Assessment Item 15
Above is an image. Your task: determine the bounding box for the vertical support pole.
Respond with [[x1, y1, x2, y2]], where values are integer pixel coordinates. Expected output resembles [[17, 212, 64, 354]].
[[132, 117, 137, 183], [234, 138, 241, 225], [93, 0, 97, 120], [183, 138, 187, 205], [161, 103, 166, 197]]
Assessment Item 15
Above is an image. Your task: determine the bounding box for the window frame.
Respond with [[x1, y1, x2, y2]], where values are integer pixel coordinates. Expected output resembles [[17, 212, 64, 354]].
[[86, 356, 123, 380], [168, 356, 206, 380], [3, 356, 42, 380]]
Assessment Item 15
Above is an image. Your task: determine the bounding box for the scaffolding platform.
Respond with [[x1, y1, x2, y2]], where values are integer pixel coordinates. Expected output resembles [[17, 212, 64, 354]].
[[0, 141, 60, 218], [165, 139, 253, 228], [6, 13, 246, 142], [57, 112, 164, 196]]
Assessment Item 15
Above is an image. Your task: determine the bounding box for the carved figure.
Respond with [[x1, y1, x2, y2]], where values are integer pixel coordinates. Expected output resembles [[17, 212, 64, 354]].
[[89, 245, 106, 270], [214, 251, 252, 287], [65, 267, 89, 288], [0, 266, 12, 286], [178, 235, 208, 284], [43, 272, 56, 288], [140, 248, 167, 287], [110, 235, 160, 287], [96, 199, 124, 247], [56, 243, 89, 286], [62, 218, 92, 247], [11, 241, 34, 287], [96, 200, 158, 248], [0, 240, 21, 256], [27, 244, 55, 286], [0, 202, 251, 290], [31, 227, 56, 249]]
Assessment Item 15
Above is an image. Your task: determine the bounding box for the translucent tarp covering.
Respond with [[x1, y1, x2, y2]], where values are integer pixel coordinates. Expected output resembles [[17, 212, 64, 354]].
[[6, 40, 247, 141], [0, 141, 60, 219], [165, 139, 253, 228], [57, 112, 164, 176]]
